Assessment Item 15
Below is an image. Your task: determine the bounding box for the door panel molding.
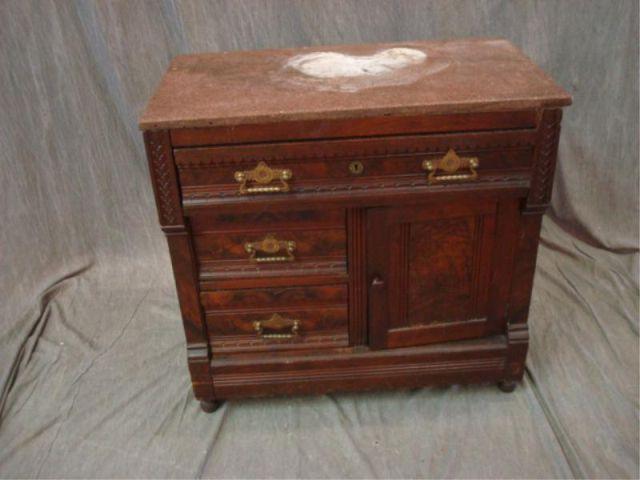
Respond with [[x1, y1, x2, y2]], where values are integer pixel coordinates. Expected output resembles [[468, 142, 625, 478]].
[[368, 194, 519, 349]]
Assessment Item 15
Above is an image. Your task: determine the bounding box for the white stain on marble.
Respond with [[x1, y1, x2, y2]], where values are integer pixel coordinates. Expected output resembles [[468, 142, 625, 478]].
[[285, 48, 427, 79], [276, 46, 449, 92]]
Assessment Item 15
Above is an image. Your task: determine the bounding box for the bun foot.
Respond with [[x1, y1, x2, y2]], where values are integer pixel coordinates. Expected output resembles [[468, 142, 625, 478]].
[[497, 380, 517, 393], [200, 399, 221, 413]]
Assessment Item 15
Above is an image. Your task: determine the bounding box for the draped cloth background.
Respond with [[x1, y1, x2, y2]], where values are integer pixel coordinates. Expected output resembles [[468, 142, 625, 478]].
[[1, 1, 638, 478]]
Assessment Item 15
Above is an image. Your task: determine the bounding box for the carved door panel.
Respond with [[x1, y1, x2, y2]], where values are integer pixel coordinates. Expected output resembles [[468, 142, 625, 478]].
[[367, 196, 518, 349]]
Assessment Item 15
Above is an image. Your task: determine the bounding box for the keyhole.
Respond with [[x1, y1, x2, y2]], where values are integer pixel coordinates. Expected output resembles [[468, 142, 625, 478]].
[[348, 161, 364, 175]]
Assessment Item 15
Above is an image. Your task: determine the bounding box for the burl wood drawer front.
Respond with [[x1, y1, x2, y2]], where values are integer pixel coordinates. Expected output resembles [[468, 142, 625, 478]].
[[193, 229, 345, 269], [201, 284, 349, 353], [189, 208, 347, 281], [200, 284, 347, 310], [174, 130, 536, 203], [207, 307, 348, 353]]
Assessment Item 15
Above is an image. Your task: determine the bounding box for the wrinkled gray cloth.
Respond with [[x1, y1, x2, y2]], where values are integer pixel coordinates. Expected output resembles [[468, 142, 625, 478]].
[[1, 1, 638, 478]]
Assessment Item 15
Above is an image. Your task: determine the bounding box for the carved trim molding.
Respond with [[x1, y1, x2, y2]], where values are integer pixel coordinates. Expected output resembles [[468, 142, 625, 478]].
[[528, 109, 562, 208], [199, 260, 346, 279], [183, 173, 531, 202], [144, 130, 183, 226], [211, 332, 349, 352]]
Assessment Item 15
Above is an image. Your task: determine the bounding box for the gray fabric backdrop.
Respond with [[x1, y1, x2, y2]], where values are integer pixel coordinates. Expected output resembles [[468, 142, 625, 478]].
[[1, 1, 638, 478]]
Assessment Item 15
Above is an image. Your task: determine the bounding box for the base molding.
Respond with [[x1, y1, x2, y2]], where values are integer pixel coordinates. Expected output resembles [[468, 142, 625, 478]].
[[205, 335, 513, 399]]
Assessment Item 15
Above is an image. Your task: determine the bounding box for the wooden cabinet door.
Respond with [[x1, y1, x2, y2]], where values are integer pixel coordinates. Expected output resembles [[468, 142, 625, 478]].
[[367, 196, 518, 349]]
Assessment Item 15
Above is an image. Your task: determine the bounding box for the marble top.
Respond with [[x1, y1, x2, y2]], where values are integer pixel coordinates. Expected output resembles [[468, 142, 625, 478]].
[[139, 38, 571, 130]]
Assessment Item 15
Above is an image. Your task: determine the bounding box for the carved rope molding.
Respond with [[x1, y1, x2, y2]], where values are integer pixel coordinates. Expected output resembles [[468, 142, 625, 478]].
[[145, 131, 182, 226], [528, 109, 563, 208], [183, 173, 531, 201], [211, 332, 349, 350], [199, 260, 346, 279]]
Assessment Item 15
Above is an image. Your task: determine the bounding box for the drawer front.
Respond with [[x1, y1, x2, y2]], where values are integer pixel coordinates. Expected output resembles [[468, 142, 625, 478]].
[[202, 285, 348, 353], [194, 229, 345, 265], [200, 284, 347, 310], [190, 208, 347, 280], [175, 130, 536, 202]]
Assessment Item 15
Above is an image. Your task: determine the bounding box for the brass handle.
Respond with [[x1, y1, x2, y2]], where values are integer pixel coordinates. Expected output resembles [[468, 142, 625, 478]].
[[253, 313, 300, 339], [234, 161, 292, 194], [422, 149, 479, 184], [244, 234, 296, 263]]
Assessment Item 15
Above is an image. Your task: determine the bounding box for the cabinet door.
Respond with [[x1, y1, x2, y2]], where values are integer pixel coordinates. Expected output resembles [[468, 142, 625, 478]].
[[367, 196, 518, 349]]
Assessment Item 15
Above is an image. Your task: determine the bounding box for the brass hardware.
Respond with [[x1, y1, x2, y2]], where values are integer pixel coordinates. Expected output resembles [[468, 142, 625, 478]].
[[244, 234, 296, 263], [348, 160, 365, 175], [422, 149, 479, 184], [253, 313, 300, 339], [234, 161, 292, 194]]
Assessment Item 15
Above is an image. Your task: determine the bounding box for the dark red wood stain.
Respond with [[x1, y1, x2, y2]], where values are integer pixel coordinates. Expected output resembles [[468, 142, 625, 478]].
[[140, 39, 570, 410]]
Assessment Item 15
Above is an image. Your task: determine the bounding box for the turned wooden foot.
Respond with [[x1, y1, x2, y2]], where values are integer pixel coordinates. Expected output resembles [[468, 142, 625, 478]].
[[200, 399, 221, 413], [497, 380, 517, 393]]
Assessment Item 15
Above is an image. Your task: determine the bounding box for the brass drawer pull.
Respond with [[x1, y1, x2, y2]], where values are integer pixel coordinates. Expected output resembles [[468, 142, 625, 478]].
[[422, 149, 479, 184], [244, 234, 296, 263], [253, 313, 300, 339], [234, 161, 292, 194]]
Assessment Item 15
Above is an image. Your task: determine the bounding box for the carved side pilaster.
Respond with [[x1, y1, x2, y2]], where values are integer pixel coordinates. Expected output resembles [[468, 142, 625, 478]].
[[527, 109, 563, 211], [143, 130, 214, 400], [143, 130, 184, 227]]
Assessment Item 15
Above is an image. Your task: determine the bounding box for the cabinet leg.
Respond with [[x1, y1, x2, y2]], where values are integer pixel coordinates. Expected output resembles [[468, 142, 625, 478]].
[[200, 399, 221, 413], [497, 380, 517, 393]]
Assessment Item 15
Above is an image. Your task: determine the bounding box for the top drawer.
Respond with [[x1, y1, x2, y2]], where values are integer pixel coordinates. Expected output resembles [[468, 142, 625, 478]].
[[174, 129, 536, 204]]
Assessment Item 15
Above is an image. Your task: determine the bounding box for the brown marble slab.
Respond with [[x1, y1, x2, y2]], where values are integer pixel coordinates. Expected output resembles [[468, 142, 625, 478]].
[[139, 38, 571, 130]]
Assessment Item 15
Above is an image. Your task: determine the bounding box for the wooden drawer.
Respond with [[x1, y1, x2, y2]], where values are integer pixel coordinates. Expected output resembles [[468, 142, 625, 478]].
[[175, 129, 536, 203], [189, 208, 347, 281], [201, 284, 348, 353], [200, 284, 347, 310]]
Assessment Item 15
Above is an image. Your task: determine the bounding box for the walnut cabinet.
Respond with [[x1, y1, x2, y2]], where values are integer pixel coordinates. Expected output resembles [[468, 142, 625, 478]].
[[140, 39, 571, 411]]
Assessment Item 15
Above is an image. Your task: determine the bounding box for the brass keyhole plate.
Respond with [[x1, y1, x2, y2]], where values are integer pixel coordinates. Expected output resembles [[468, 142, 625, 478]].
[[349, 161, 365, 175]]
